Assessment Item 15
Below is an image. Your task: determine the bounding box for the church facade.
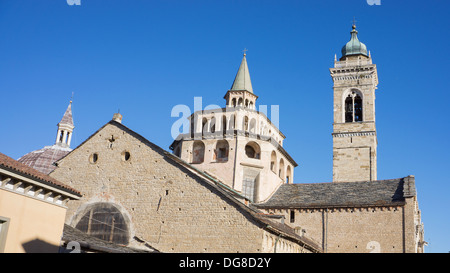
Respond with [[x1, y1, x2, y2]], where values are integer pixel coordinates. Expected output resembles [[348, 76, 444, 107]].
[[49, 116, 320, 253], [15, 24, 425, 253]]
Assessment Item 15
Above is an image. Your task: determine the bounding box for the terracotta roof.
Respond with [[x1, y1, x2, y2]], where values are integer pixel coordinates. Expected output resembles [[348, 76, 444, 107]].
[[256, 177, 416, 209], [0, 152, 81, 197], [18, 145, 71, 175]]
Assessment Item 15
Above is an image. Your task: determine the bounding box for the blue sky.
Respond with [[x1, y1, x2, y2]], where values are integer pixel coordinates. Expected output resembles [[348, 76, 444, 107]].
[[0, 0, 449, 253]]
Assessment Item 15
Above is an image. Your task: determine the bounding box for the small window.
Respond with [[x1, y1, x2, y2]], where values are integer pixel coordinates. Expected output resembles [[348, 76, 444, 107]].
[[122, 151, 131, 161], [290, 210, 295, 223], [270, 151, 277, 172], [89, 153, 98, 164], [245, 145, 255, 158], [192, 141, 205, 164], [215, 140, 229, 162], [245, 141, 260, 159]]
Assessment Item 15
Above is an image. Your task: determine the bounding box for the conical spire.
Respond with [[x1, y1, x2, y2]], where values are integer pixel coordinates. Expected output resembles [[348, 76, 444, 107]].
[[230, 53, 253, 93], [58, 100, 74, 127]]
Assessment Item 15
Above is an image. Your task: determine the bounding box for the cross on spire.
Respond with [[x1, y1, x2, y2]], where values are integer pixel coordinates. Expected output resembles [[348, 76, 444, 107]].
[[352, 17, 357, 27], [242, 48, 248, 56]]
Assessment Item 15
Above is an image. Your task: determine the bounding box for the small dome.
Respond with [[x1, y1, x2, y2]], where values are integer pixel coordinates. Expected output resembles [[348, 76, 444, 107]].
[[341, 25, 368, 58], [18, 145, 71, 174]]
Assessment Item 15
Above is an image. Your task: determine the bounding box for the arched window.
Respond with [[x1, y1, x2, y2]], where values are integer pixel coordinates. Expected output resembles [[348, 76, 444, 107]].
[[245, 99, 249, 108], [222, 115, 227, 135], [192, 141, 205, 164], [228, 114, 235, 131], [210, 117, 216, 133], [249, 118, 256, 134], [231, 98, 237, 107], [354, 95, 362, 122], [344, 90, 363, 123], [202, 118, 208, 134], [75, 203, 129, 245], [214, 140, 229, 162], [345, 96, 353, 123], [238, 98, 243, 106], [243, 116, 249, 131], [286, 165, 292, 183], [270, 151, 277, 172], [279, 158, 285, 179], [245, 141, 260, 159]]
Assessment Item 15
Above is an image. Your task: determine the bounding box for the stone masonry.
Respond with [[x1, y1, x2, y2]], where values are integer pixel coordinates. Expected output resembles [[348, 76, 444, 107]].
[[50, 120, 320, 253]]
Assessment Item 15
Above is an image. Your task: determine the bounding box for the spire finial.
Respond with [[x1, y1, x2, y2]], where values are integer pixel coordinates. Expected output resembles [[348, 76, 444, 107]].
[[352, 17, 357, 28], [242, 48, 248, 56]]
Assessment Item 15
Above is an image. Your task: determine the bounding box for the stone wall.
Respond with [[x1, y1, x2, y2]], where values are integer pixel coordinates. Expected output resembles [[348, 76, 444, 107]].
[[50, 122, 313, 253], [265, 201, 421, 253]]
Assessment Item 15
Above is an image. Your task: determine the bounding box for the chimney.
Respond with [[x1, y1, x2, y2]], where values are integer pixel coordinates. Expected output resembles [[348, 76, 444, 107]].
[[113, 113, 123, 123]]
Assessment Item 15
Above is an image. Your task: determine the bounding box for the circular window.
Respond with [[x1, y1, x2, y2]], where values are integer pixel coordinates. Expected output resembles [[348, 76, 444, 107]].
[[89, 153, 98, 164], [122, 151, 131, 161]]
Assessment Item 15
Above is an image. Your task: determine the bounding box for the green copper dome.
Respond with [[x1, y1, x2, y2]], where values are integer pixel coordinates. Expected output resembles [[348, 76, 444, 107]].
[[341, 25, 368, 58]]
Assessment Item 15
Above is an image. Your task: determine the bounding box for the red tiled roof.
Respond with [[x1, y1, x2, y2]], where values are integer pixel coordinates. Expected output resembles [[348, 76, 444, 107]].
[[0, 152, 81, 197]]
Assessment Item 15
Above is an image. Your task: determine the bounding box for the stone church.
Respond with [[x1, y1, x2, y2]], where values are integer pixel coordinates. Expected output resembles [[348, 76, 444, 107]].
[[17, 24, 425, 253]]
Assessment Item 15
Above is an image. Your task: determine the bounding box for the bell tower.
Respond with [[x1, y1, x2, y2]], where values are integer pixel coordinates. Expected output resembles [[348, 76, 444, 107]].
[[329, 24, 379, 182], [55, 100, 75, 148]]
